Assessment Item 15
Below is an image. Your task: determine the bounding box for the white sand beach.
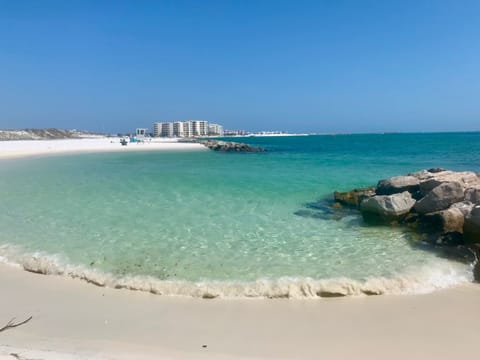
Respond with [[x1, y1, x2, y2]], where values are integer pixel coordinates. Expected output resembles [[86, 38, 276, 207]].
[[0, 137, 205, 159], [1, 137, 480, 359], [0, 263, 479, 359]]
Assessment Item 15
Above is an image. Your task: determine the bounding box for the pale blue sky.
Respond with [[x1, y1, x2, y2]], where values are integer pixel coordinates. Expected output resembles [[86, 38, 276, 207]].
[[1, 0, 479, 133]]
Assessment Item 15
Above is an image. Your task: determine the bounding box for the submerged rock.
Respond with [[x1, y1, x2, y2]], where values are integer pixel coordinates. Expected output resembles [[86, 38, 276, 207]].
[[414, 182, 465, 214], [293, 209, 326, 219], [294, 199, 358, 221], [360, 191, 416, 223], [333, 187, 375, 208]]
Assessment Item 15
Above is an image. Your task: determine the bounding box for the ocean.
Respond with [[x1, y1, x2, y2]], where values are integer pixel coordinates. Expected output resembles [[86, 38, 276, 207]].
[[1, 133, 479, 298]]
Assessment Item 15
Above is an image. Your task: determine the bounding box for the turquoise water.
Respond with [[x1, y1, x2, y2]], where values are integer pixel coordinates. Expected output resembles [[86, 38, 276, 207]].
[[1, 133, 479, 298]]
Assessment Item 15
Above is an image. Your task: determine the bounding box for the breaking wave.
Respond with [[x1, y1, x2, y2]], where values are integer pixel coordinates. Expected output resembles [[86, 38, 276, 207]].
[[0, 245, 474, 299]]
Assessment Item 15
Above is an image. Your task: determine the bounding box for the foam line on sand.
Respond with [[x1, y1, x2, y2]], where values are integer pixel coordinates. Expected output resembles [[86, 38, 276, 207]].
[[1, 263, 479, 359]]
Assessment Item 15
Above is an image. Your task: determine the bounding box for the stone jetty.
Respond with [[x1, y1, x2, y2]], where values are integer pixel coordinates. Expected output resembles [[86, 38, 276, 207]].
[[334, 168, 480, 281], [199, 140, 265, 152]]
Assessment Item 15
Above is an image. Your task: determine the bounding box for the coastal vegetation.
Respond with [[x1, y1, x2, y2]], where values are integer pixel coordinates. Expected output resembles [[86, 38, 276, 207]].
[[0, 128, 100, 141]]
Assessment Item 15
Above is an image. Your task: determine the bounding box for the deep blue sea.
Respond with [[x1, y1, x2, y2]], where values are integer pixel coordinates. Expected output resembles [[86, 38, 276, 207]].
[[1, 133, 479, 298]]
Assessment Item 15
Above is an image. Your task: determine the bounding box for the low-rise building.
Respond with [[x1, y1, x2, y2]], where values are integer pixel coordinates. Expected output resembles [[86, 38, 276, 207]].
[[136, 128, 148, 138]]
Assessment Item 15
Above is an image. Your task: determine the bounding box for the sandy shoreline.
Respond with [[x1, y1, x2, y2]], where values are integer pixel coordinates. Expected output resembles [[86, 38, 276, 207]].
[[2, 137, 480, 359], [0, 137, 205, 159], [0, 263, 479, 359]]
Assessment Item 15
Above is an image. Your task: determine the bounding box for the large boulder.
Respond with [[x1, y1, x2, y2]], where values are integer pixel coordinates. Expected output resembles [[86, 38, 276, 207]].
[[360, 191, 416, 222], [333, 187, 375, 208], [418, 171, 480, 196], [421, 207, 465, 234], [450, 201, 475, 216], [413, 182, 465, 214], [465, 187, 480, 204], [410, 169, 436, 181], [375, 175, 420, 196], [464, 206, 480, 244]]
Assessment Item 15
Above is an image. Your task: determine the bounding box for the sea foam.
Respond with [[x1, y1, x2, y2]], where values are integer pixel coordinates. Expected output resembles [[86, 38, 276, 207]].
[[0, 245, 473, 299]]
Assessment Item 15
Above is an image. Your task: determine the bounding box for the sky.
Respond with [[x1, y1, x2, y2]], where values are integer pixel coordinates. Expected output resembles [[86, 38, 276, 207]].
[[1, 0, 479, 134]]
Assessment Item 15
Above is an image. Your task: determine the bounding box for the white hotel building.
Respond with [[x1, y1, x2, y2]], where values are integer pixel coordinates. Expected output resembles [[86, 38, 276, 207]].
[[153, 121, 223, 137]]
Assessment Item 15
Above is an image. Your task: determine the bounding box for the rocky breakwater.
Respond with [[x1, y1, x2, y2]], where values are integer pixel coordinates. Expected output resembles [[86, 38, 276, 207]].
[[334, 169, 480, 281], [199, 140, 265, 152]]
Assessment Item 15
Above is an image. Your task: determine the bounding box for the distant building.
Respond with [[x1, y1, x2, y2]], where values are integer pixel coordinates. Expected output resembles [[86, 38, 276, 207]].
[[153, 120, 214, 137], [173, 121, 185, 137], [224, 129, 246, 136], [153, 123, 161, 137], [208, 123, 224, 136], [153, 122, 174, 137], [191, 120, 209, 136], [136, 128, 148, 138], [161, 122, 174, 137]]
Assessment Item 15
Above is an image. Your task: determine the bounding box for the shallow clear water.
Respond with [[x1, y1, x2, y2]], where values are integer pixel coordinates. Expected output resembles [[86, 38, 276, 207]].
[[1, 133, 479, 298]]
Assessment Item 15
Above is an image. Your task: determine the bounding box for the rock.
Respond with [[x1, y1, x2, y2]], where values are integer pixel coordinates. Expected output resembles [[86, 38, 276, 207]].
[[375, 175, 420, 196], [410, 169, 434, 181], [329, 170, 480, 250], [464, 206, 480, 244], [474, 261, 480, 282], [419, 171, 480, 195], [317, 290, 347, 298], [428, 168, 447, 173], [469, 244, 480, 282], [200, 140, 265, 152], [360, 191, 416, 223], [419, 179, 442, 195], [294, 199, 358, 221], [465, 187, 480, 204], [435, 243, 477, 260], [437, 232, 465, 246], [333, 187, 375, 208], [450, 201, 475, 216], [332, 202, 342, 209], [402, 213, 420, 229], [421, 207, 465, 234], [293, 209, 326, 219], [413, 182, 465, 214]]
